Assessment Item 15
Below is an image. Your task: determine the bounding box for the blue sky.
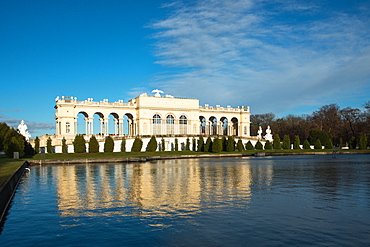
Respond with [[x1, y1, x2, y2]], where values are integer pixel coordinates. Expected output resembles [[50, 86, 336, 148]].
[[1, 0, 369, 137]]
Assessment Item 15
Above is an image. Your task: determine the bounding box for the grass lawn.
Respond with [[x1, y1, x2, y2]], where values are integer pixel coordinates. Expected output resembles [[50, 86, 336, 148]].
[[0, 157, 26, 189], [29, 148, 370, 161]]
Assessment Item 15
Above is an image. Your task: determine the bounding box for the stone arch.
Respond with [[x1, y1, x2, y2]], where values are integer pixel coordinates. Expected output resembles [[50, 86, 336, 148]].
[[124, 113, 135, 136], [209, 116, 218, 135], [220, 117, 228, 136], [76, 111, 89, 135], [108, 112, 120, 136], [231, 117, 239, 136], [199, 116, 206, 135], [93, 112, 105, 136]]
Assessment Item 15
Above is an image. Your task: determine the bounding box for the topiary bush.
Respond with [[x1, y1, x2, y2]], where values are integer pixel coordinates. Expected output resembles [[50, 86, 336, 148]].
[[197, 136, 204, 152], [246, 141, 254, 150], [212, 137, 222, 153], [293, 135, 300, 150], [237, 139, 243, 152], [255, 140, 263, 150], [121, 137, 126, 152], [359, 134, 368, 150], [73, 134, 86, 153], [314, 139, 322, 149], [104, 136, 114, 152], [226, 136, 235, 152], [34, 136, 40, 154], [273, 134, 281, 150], [146, 136, 157, 152], [264, 140, 272, 150], [204, 137, 212, 152], [132, 137, 143, 152], [303, 139, 311, 149], [186, 137, 190, 150], [282, 135, 291, 150], [89, 135, 99, 153], [62, 137, 68, 153]]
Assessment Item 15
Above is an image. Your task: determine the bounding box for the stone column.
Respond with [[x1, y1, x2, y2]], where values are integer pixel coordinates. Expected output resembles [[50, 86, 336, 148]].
[[119, 118, 124, 136], [84, 117, 89, 135], [104, 118, 109, 136], [89, 118, 94, 135], [113, 118, 118, 135]]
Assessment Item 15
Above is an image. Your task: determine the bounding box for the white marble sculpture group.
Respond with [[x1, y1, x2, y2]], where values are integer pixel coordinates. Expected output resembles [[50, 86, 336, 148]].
[[257, 126, 273, 142]]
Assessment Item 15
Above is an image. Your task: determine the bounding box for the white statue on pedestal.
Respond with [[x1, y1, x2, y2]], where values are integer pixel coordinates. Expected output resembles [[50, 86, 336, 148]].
[[152, 89, 164, 97], [264, 125, 273, 142], [257, 126, 262, 139], [18, 120, 31, 141]]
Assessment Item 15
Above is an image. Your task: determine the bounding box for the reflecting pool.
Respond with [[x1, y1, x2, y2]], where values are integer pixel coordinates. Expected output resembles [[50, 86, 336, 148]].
[[1, 155, 370, 246]]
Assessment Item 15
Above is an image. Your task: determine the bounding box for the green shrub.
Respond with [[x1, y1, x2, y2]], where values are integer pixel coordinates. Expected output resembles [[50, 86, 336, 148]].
[[24, 141, 35, 156], [325, 139, 333, 149], [34, 136, 40, 154], [89, 135, 99, 153], [62, 137, 68, 153], [73, 135, 86, 153], [5, 136, 23, 158], [121, 137, 126, 152], [273, 134, 281, 149], [175, 138, 179, 151], [282, 135, 291, 149], [246, 141, 254, 150], [293, 135, 300, 149], [132, 137, 143, 152], [3, 128, 25, 156], [192, 138, 196, 151], [146, 136, 157, 152], [264, 140, 272, 150], [197, 136, 204, 152], [212, 137, 222, 153], [237, 139, 243, 152], [161, 138, 166, 151], [46, 137, 52, 153], [204, 137, 212, 152], [303, 139, 311, 149], [255, 140, 263, 150], [186, 137, 190, 150], [349, 136, 356, 149], [314, 139, 322, 149], [309, 129, 332, 148], [104, 136, 114, 152], [222, 136, 227, 151], [226, 136, 235, 152], [359, 134, 368, 150]]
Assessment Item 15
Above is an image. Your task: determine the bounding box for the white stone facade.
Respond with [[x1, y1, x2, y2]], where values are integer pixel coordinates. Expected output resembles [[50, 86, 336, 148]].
[[54, 93, 251, 139]]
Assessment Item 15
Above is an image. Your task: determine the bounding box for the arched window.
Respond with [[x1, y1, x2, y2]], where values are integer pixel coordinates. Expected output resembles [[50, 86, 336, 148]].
[[153, 114, 161, 135], [66, 122, 70, 133], [179, 115, 187, 135], [166, 115, 175, 135]]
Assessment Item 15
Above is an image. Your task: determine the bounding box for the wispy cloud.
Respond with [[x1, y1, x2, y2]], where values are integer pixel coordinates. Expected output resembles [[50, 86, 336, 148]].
[[149, 0, 370, 114]]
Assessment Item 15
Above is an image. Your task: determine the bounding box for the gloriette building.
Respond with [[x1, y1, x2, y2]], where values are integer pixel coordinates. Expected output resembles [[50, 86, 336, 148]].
[[54, 91, 251, 139], [34, 90, 255, 152]]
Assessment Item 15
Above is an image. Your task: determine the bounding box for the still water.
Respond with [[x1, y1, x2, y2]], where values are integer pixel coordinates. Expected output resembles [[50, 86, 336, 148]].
[[1, 155, 370, 246]]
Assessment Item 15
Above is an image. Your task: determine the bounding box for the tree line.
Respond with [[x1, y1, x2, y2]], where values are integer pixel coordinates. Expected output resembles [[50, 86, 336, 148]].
[[250, 102, 370, 149], [0, 123, 34, 158], [62, 135, 245, 153]]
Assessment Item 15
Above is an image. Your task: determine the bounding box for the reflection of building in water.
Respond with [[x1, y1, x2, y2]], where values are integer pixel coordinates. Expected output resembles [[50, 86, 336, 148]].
[[55, 159, 273, 217]]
